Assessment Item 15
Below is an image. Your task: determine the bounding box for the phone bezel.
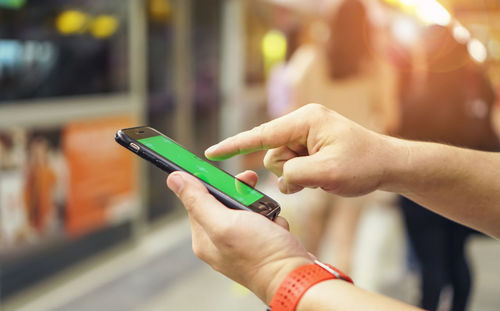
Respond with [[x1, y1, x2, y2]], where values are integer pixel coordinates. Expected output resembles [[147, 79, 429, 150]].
[[115, 126, 280, 220]]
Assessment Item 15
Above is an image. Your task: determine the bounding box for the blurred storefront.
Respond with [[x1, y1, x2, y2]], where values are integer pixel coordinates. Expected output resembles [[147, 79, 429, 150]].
[[0, 0, 225, 301], [0, 0, 139, 300]]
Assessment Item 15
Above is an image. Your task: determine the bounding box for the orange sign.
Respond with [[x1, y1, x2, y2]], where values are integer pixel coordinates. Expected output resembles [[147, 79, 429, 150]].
[[63, 116, 137, 237]]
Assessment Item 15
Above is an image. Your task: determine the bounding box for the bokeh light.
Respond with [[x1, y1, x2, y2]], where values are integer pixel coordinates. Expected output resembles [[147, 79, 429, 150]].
[[452, 22, 471, 44], [468, 38, 488, 63], [148, 0, 171, 23], [90, 15, 119, 39], [261, 29, 287, 74], [56, 10, 88, 35], [383, 0, 451, 26], [415, 0, 451, 26], [392, 15, 420, 46]]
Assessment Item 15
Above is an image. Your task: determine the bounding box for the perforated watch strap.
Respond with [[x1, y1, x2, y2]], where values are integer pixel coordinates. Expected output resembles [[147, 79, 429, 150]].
[[267, 260, 353, 311]]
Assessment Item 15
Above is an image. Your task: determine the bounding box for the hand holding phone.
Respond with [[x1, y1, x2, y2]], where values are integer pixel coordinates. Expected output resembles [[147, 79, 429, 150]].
[[115, 126, 280, 220]]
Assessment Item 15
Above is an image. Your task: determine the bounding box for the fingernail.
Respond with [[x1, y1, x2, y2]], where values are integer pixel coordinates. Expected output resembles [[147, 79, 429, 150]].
[[169, 174, 184, 194], [205, 144, 218, 155]]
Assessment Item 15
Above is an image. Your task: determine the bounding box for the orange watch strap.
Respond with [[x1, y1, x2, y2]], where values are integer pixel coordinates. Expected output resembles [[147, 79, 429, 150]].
[[267, 260, 353, 311]]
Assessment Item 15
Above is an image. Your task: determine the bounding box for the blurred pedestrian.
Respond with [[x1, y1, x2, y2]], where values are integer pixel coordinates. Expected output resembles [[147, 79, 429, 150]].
[[395, 25, 500, 311], [278, 0, 398, 273]]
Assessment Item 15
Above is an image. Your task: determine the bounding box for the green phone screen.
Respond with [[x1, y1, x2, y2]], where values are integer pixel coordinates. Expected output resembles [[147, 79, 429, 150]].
[[138, 135, 263, 206]]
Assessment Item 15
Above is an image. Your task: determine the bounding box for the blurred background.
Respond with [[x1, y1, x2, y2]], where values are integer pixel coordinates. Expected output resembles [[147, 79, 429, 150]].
[[0, 0, 499, 310]]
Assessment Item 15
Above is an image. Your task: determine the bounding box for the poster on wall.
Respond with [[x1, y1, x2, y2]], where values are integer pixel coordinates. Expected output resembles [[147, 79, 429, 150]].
[[0, 116, 138, 252], [63, 116, 138, 237]]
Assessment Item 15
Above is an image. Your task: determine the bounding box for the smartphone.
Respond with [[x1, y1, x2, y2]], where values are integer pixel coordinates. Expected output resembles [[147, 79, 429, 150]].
[[115, 126, 280, 220]]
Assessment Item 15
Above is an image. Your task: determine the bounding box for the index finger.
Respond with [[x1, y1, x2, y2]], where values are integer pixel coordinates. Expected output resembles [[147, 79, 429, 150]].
[[205, 111, 307, 161]]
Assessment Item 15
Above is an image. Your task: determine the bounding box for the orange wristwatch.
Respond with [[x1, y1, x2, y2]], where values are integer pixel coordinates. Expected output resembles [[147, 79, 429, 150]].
[[267, 260, 354, 311]]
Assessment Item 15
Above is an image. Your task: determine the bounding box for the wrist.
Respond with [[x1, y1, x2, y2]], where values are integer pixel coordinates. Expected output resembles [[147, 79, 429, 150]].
[[379, 135, 414, 194], [263, 257, 314, 304], [267, 260, 353, 311]]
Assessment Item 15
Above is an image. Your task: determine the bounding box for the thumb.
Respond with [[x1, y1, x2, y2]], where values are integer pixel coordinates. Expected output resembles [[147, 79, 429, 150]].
[[166, 172, 224, 221], [281, 153, 326, 192], [167, 171, 205, 197]]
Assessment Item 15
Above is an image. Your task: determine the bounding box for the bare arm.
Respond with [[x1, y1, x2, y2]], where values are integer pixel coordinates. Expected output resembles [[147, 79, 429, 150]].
[[384, 139, 500, 238], [297, 280, 422, 311]]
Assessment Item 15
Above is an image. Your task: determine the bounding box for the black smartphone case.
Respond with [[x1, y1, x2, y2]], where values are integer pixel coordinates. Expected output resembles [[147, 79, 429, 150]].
[[115, 129, 280, 220]]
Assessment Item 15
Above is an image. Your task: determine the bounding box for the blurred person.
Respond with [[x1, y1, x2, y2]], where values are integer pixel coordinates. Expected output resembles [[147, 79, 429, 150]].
[[266, 0, 308, 119], [23, 136, 57, 234], [278, 0, 398, 273], [395, 25, 500, 311], [0, 132, 31, 244], [267, 25, 303, 119], [166, 104, 500, 311]]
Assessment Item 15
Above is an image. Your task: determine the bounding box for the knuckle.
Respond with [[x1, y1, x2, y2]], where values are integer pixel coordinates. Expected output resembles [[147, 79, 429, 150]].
[[304, 103, 327, 114], [211, 264, 224, 274], [303, 103, 330, 124], [263, 151, 277, 172], [192, 241, 207, 261], [324, 172, 341, 190], [252, 123, 269, 149], [255, 122, 267, 134], [263, 151, 272, 168], [323, 166, 344, 193]]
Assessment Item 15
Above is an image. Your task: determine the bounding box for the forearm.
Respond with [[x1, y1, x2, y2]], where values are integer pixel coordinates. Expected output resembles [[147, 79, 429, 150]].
[[297, 280, 422, 311], [383, 137, 500, 238]]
